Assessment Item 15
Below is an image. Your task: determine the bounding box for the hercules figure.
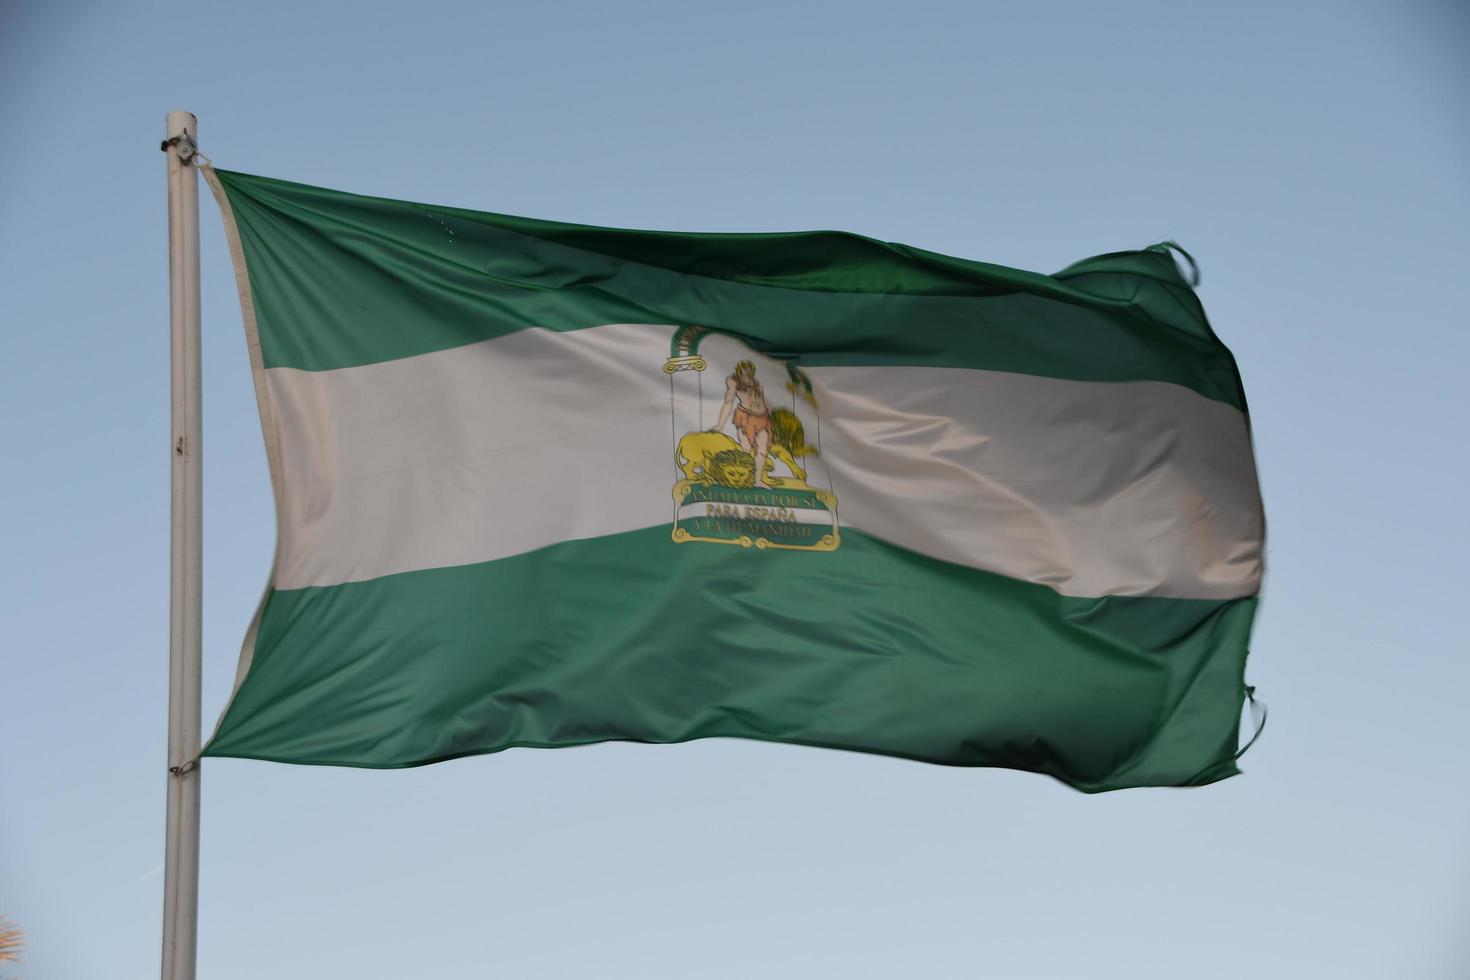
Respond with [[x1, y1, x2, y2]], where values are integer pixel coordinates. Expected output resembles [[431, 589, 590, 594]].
[[711, 360, 773, 488]]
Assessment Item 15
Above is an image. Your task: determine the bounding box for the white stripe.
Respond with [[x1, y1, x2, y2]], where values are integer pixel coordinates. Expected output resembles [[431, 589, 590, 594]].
[[810, 364, 1262, 599], [263, 324, 1261, 598]]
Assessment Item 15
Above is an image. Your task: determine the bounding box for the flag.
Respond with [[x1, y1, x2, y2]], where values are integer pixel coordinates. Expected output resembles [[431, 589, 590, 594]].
[[199, 166, 1264, 792]]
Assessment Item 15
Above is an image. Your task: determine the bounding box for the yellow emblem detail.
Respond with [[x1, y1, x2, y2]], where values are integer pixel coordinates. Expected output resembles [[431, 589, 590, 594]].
[[663, 329, 839, 553]]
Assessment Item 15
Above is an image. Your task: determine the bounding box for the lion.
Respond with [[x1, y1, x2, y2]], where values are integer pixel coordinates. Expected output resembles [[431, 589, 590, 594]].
[[769, 408, 816, 471], [677, 408, 817, 487], [677, 432, 750, 485], [706, 449, 756, 488]]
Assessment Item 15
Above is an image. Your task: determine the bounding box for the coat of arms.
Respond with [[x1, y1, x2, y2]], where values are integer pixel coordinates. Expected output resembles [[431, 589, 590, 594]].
[[663, 326, 839, 551]]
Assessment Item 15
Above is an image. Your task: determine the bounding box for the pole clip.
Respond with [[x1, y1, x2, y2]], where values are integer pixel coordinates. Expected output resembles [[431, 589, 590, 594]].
[[168, 759, 199, 778], [160, 133, 197, 163]]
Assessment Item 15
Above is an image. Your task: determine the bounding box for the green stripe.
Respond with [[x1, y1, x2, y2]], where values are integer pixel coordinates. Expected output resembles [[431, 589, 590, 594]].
[[203, 527, 1256, 793], [217, 169, 1247, 409]]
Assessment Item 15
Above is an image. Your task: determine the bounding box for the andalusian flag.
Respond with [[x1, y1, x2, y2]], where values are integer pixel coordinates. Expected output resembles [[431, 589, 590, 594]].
[[200, 166, 1264, 792]]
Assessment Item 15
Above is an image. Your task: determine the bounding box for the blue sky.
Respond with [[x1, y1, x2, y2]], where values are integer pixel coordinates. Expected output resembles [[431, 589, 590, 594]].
[[2, 1, 1468, 976]]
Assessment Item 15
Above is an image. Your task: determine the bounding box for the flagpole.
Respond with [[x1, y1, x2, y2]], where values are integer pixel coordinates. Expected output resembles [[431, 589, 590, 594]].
[[162, 108, 203, 980]]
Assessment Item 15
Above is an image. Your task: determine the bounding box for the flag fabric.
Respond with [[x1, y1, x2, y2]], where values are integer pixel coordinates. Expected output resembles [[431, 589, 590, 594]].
[[199, 166, 1264, 792]]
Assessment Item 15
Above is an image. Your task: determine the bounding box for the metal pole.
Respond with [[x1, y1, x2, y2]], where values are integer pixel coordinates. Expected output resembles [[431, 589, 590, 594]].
[[162, 108, 202, 980]]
